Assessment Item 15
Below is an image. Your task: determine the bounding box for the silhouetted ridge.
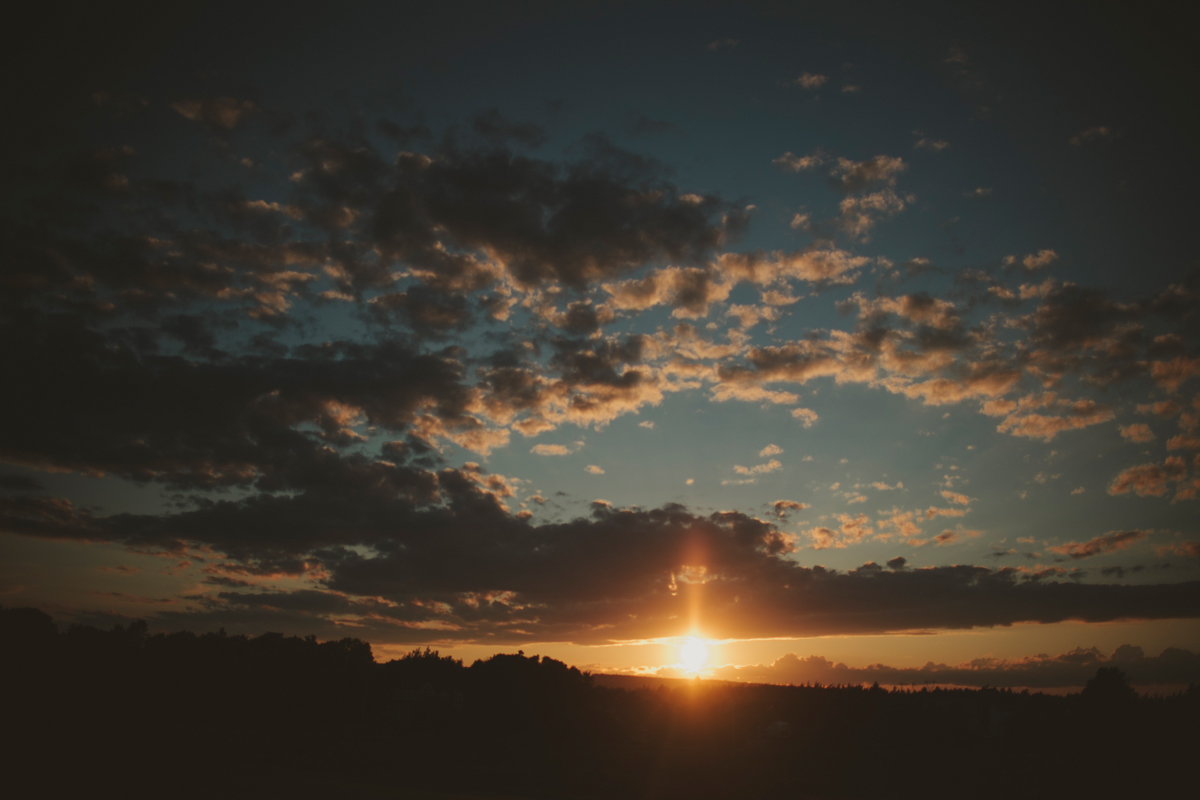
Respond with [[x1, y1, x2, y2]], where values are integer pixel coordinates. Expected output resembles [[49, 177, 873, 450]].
[[2, 607, 1196, 800]]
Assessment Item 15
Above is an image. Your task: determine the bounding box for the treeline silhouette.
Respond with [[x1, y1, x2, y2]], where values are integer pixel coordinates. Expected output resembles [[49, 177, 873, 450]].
[[3, 607, 1195, 799]]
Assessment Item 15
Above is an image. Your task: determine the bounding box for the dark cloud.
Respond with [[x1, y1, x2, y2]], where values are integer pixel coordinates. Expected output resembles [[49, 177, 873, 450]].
[[1020, 280, 1200, 389], [4, 113, 738, 349], [368, 286, 474, 336], [0, 309, 476, 488], [0, 474, 44, 492], [296, 132, 739, 293], [8, 482, 1199, 645]]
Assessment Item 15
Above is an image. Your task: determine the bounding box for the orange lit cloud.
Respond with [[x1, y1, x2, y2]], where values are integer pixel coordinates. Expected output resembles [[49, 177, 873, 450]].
[[1049, 530, 1149, 560]]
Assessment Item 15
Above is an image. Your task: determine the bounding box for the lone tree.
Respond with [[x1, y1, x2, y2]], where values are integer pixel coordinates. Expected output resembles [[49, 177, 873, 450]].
[[1082, 667, 1138, 704]]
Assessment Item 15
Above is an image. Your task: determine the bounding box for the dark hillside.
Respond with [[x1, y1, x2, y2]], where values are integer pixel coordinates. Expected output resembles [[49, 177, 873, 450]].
[[3, 607, 1195, 799]]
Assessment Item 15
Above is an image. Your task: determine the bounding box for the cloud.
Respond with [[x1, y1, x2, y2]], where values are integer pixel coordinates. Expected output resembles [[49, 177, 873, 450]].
[[964, 187, 992, 198], [838, 189, 911, 239], [734, 459, 782, 475], [1137, 400, 1182, 418], [1119, 423, 1155, 443], [8, 489, 1200, 644], [310, 131, 737, 294], [1167, 433, 1200, 450], [934, 528, 980, 546], [1004, 250, 1058, 270], [835, 513, 873, 543], [790, 408, 819, 428], [913, 136, 949, 152], [996, 397, 1115, 441], [1158, 541, 1200, 559], [771, 500, 809, 517], [1151, 357, 1200, 393], [794, 73, 828, 89], [1108, 457, 1188, 498], [8, 85, 1200, 654], [716, 247, 871, 286], [707, 38, 740, 51], [831, 155, 907, 192], [531, 444, 572, 456], [1049, 530, 1149, 560], [759, 444, 783, 457], [584, 465, 605, 475], [603, 265, 734, 318], [773, 151, 825, 171], [726, 304, 780, 329], [940, 491, 970, 505], [925, 506, 967, 520]]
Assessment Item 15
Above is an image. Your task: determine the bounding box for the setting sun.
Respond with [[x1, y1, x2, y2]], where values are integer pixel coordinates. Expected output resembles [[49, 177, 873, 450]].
[[679, 638, 709, 673], [4, 3, 1199, 797]]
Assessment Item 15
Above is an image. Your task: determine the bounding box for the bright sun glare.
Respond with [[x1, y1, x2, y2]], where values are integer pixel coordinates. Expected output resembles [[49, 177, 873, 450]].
[[678, 638, 709, 673]]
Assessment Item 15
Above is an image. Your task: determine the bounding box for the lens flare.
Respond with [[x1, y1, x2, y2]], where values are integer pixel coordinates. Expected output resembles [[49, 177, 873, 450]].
[[679, 638, 708, 672]]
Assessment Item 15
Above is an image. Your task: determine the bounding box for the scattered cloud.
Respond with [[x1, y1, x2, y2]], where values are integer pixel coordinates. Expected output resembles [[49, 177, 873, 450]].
[[531, 443, 572, 456], [913, 134, 949, 151], [1108, 457, 1188, 499], [1119, 423, 1155, 443], [772, 499, 809, 517], [773, 151, 825, 171], [734, 459, 782, 476], [934, 528, 981, 546], [940, 490, 970, 506], [1004, 250, 1058, 270], [1049, 530, 1148, 560], [791, 408, 819, 428]]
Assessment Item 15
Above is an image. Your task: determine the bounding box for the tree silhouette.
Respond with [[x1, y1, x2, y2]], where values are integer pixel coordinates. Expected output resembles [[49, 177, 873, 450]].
[[2, 606, 1196, 800], [1082, 666, 1138, 704]]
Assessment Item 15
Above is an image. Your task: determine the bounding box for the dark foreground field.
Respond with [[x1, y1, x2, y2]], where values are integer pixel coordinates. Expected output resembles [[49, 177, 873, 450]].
[[3, 607, 1196, 799]]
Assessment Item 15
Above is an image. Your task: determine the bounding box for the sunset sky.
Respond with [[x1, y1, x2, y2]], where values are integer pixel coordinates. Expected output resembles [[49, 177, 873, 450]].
[[3, 1, 1198, 690]]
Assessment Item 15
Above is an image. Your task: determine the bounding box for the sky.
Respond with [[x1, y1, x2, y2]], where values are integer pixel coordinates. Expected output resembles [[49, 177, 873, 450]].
[[2, 0, 1199, 690]]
